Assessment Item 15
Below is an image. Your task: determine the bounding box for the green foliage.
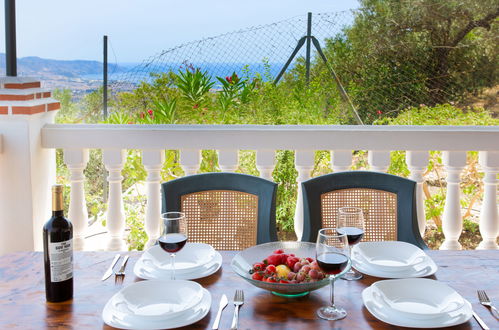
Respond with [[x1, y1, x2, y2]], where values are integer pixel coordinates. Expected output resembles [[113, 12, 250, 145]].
[[305, 0, 499, 122], [174, 68, 215, 106]]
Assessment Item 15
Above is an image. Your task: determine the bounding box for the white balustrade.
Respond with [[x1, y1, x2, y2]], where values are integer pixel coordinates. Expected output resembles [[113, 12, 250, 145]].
[[38, 125, 499, 251], [180, 149, 200, 175], [142, 149, 165, 248], [477, 151, 499, 250], [256, 150, 275, 180], [63, 149, 89, 250], [368, 150, 391, 172], [218, 149, 238, 172], [103, 149, 126, 251], [406, 151, 429, 237], [294, 150, 315, 240], [331, 150, 352, 172], [440, 151, 467, 250]]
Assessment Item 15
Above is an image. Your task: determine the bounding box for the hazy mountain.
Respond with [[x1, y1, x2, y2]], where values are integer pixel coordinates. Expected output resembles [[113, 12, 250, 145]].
[[0, 53, 121, 79]]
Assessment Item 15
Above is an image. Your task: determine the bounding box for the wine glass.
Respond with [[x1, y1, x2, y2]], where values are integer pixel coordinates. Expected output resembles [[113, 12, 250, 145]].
[[316, 228, 350, 320], [337, 207, 365, 281], [159, 212, 188, 280]]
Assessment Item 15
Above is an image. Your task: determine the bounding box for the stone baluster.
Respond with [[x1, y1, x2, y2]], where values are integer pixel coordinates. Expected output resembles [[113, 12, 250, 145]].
[[142, 150, 165, 248], [406, 151, 429, 237], [218, 150, 239, 172], [294, 150, 315, 240], [331, 150, 352, 172], [477, 151, 499, 250], [63, 149, 89, 251], [440, 151, 467, 250], [180, 149, 200, 175], [368, 150, 391, 172], [256, 150, 275, 180], [103, 149, 126, 251]]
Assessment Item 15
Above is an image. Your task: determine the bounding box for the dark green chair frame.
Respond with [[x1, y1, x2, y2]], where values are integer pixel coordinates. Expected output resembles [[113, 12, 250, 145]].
[[161, 172, 278, 245], [301, 171, 427, 249]]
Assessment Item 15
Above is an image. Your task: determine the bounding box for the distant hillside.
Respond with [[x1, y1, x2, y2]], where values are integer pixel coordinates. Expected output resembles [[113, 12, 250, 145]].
[[0, 53, 121, 79]]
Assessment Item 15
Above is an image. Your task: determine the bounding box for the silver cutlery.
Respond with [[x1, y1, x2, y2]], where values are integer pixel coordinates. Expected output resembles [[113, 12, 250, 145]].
[[472, 311, 489, 330], [211, 294, 228, 329], [101, 254, 120, 281], [230, 290, 244, 330], [115, 255, 130, 284], [478, 290, 498, 316]]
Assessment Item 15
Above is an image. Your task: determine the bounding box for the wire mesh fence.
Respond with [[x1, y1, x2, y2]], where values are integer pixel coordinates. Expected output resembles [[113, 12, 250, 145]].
[[110, 12, 350, 90], [108, 8, 498, 120]]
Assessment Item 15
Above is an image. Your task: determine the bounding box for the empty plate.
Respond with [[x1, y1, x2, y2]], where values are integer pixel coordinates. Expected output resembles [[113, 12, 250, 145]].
[[109, 280, 203, 320], [353, 241, 428, 272], [371, 279, 465, 319], [142, 243, 216, 274]]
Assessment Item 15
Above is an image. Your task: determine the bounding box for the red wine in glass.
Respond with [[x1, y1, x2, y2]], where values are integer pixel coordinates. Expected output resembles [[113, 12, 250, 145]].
[[338, 227, 365, 246], [317, 252, 349, 275], [159, 233, 188, 253]]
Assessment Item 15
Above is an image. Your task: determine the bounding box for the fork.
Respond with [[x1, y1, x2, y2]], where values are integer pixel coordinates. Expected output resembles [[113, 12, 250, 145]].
[[115, 255, 129, 284], [230, 290, 244, 330], [478, 290, 498, 316]]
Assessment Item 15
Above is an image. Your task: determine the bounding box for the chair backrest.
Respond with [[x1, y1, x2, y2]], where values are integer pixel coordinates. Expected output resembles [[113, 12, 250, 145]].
[[161, 172, 278, 250], [301, 171, 427, 249]]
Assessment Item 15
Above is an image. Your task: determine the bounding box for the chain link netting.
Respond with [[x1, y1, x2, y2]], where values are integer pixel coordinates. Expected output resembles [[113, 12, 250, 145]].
[[109, 9, 497, 117], [109, 12, 349, 90]]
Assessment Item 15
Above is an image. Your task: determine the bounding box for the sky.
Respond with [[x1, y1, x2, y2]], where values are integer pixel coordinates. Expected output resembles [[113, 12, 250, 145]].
[[1, 0, 359, 63]]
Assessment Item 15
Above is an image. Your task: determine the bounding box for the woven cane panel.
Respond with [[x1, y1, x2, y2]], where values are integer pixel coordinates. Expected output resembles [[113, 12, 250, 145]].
[[181, 190, 259, 250], [321, 188, 397, 242]]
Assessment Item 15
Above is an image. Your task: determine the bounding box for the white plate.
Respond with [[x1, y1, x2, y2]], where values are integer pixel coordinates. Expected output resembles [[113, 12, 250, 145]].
[[371, 279, 465, 319], [352, 254, 437, 278], [134, 250, 223, 280], [103, 286, 211, 329], [108, 280, 204, 320], [353, 241, 428, 272], [362, 286, 472, 328], [141, 243, 216, 274]]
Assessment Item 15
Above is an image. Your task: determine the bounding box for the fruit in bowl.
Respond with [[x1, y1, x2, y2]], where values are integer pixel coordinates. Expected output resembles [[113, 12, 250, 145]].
[[231, 242, 347, 297], [249, 249, 327, 284]]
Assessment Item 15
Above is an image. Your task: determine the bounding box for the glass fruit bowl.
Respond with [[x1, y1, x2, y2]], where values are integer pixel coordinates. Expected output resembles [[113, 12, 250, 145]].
[[231, 241, 350, 297]]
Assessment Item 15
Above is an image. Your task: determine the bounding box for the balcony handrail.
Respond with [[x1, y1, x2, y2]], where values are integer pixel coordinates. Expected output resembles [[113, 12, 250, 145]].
[[41, 124, 499, 151]]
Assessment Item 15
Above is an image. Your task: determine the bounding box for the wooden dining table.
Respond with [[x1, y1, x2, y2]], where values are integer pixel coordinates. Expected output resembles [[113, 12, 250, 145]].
[[0, 249, 498, 329]]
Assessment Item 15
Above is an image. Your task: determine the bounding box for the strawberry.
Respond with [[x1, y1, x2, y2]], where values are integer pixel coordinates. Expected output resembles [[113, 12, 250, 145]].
[[273, 249, 285, 254], [265, 254, 282, 266]]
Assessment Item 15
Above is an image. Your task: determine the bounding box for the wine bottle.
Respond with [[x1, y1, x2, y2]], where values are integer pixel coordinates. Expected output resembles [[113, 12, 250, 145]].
[[43, 184, 73, 302]]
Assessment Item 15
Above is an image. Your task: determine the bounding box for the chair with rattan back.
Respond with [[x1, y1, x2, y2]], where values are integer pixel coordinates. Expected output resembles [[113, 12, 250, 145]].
[[161, 172, 278, 250], [301, 171, 427, 249]]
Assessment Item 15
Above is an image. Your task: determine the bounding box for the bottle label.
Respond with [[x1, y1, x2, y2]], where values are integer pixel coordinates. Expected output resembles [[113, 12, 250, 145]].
[[48, 239, 73, 282]]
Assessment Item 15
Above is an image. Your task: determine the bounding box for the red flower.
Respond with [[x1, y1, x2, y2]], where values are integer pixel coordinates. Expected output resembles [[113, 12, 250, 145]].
[[193, 104, 199, 109], [147, 109, 153, 116], [225, 76, 233, 84], [377, 110, 382, 115]]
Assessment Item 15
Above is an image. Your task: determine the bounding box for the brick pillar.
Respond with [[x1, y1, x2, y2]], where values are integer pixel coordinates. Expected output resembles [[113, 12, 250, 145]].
[[0, 77, 60, 255]]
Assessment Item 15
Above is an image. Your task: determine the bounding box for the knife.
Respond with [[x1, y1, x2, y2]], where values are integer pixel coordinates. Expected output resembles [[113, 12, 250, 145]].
[[101, 254, 120, 281], [211, 294, 228, 329], [473, 312, 489, 330]]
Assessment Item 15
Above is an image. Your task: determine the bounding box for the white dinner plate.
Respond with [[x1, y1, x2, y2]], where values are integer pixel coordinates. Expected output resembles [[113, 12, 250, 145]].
[[352, 255, 437, 278], [353, 241, 429, 272], [103, 286, 211, 329], [370, 279, 465, 320], [351, 242, 437, 278], [108, 280, 204, 321], [134, 250, 223, 280], [141, 243, 216, 274], [362, 286, 472, 328]]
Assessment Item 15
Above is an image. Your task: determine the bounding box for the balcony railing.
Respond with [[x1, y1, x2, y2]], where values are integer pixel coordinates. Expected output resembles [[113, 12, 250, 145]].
[[39, 124, 499, 251]]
